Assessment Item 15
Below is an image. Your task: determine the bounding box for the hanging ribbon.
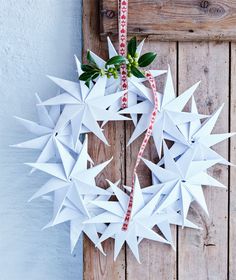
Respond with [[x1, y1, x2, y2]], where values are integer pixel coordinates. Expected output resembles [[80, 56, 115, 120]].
[[117, 1, 159, 230], [122, 71, 159, 231], [118, 0, 128, 108]]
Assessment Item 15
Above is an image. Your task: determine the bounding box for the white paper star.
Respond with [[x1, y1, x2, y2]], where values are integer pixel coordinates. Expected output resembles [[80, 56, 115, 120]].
[[85, 177, 170, 263], [142, 142, 225, 225], [39, 56, 129, 147], [139, 202, 200, 247], [11, 92, 80, 171], [45, 187, 111, 254], [165, 97, 235, 165], [123, 185, 200, 247], [26, 136, 112, 230], [121, 67, 206, 157], [90, 37, 167, 125], [45, 181, 118, 254]]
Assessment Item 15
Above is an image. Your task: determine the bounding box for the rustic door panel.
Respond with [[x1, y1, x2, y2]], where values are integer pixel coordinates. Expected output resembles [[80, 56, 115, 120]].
[[83, 1, 233, 279]]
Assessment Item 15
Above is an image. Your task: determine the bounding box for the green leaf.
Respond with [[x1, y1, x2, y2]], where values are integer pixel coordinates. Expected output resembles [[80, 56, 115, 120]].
[[138, 52, 157, 67], [85, 79, 91, 88], [131, 66, 145, 78], [79, 72, 94, 81], [105, 55, 126, 67], [84, 72, 101, 88], [87, 50, 97, 66], [81, 64, 96, 72], [128, 37, 137, 57], [91, 72, 100, 80]]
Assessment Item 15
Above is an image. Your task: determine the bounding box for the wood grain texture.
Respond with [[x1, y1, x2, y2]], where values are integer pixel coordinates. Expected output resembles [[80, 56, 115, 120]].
[[229, 43, 236, 279], [83, 1, 126, 279], [83, 2, 234, 279], [100, 0, 236, 41], [126, 41, 177, 280], [178, 42, 229, 280]]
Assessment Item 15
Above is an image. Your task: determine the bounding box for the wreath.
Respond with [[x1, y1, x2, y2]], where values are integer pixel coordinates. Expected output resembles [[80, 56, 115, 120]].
[[12, 0, 234, 263]]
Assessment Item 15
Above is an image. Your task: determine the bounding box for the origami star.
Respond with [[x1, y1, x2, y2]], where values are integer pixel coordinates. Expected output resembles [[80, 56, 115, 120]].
[[85, 177, 170, 263], [45, 182, 117, 254], [11, 93, 81, 170], [123, 185, 199, 247], [142, 142, 225, 225], [44, 187, 108, 254], [121, 67, 205, 157], [91, 37, 167, 125], [26, 136, 112, 230], [166, 97, 235, 165], [138, 201, 199, 247], [39, 56, 129, 147]]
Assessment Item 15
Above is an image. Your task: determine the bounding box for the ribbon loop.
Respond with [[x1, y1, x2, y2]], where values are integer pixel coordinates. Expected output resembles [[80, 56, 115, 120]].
[[122, 71, 159, 231], [118, 0, 159, 232]]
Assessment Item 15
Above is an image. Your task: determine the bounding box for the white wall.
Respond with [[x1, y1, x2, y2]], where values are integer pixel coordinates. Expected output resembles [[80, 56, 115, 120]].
[[0, 1, 83, 279]]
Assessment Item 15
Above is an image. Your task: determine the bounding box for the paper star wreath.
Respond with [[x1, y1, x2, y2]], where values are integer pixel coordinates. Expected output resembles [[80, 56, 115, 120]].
[[12, 35, 235, 263]]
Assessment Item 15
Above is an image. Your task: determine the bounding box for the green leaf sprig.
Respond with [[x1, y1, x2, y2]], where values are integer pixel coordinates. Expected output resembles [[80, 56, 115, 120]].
[[79, 37, 157, 87]]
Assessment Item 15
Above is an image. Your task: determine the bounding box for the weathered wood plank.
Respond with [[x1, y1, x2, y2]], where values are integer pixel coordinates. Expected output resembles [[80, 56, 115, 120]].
[[100, 0, 236, 41], [83, 1, 126, 279], [229, 43, 236, 279], [178, 42, 229, 280], [83, 2, 232, 279], [126, 41, 177, 279]]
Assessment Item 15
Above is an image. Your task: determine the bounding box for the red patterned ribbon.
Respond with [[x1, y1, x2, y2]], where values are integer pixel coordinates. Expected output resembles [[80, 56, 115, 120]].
[[117, 0, 159, 231], [118, 0, 128, 108], [122, 71, 159, 231]]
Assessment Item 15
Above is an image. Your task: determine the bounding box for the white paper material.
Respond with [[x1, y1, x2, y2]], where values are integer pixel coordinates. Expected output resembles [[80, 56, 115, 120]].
[[120, 67, 207, 157], [38, 56, 130, 147], [12, 50, 235, 263], [85, 177, 172, 262], [142, 141, 226, 225], [91, 37, 167, 126], [25, 135, 113, 253], [164, 97, 236, 165], [11, 93, 81, 172]]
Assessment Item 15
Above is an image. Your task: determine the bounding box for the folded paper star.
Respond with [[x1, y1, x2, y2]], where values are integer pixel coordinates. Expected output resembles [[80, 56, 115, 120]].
[[91, 37, 167, 125], [166, 97, 235, 165], [138, 201, 199, 247], [11, 93, 80, 170], [121, 67, 206, 157], [142, 142, 226, 225], [26, 136, 112, 230], [85, 177, 171, 262], [39, 56, 129, 147], [123, 185, 200, 247], [44, 187, 111, 254], [46, 181, 117, 253]]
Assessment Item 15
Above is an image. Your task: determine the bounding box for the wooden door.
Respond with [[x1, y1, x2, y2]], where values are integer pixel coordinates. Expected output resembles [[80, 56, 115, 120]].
[[83, 1, 236, 279]]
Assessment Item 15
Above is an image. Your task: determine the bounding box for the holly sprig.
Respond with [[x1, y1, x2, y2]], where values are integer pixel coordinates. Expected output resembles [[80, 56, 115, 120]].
[[79, 37, 157, 87]]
